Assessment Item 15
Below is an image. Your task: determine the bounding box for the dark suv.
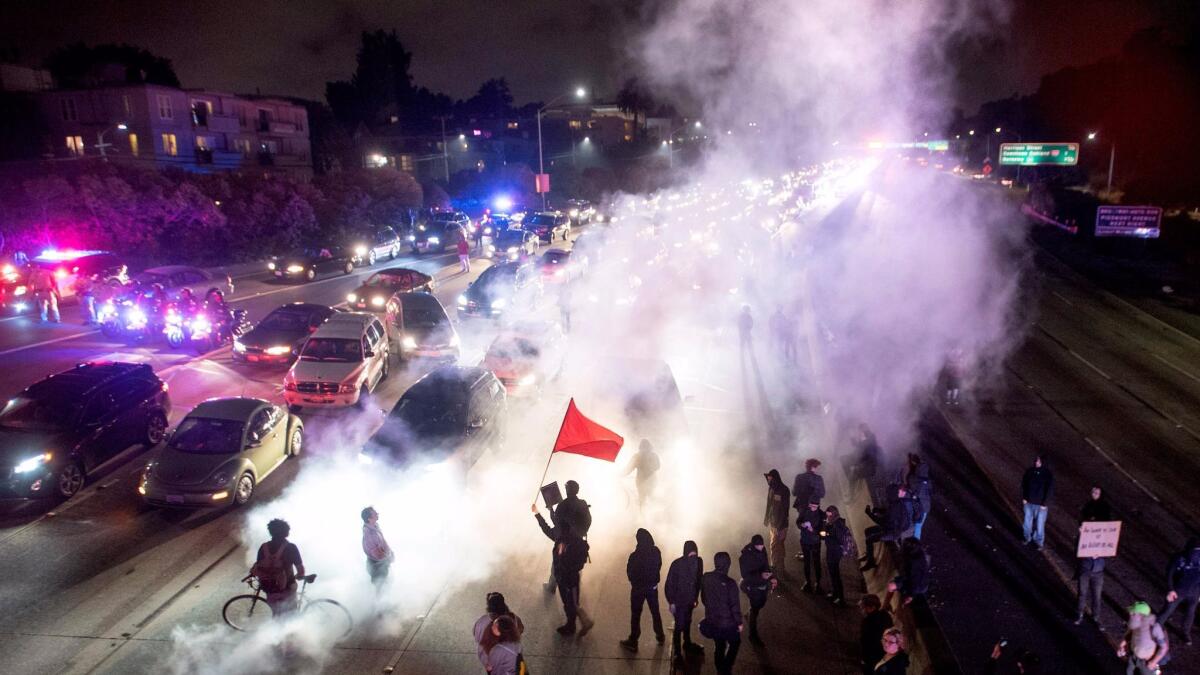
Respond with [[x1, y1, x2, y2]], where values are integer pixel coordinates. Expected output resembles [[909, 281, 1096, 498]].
[[360, 366, 506, 471], [0, 362, 171, 499]]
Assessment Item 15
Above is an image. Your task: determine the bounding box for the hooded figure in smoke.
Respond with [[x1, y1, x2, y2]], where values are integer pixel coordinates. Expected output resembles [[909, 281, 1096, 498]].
[[665, 540, 705, 664], [545, 480, 592, 593], [701, 551, 743, 675], [1159, 536, 1200, 643], [620, 528, 665, 651], [534, 508, 593, 636], [738, 533, 777, 644]]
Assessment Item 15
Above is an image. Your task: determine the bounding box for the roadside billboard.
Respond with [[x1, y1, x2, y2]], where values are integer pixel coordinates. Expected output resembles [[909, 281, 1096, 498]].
[[1095, 205, 1162, 239]]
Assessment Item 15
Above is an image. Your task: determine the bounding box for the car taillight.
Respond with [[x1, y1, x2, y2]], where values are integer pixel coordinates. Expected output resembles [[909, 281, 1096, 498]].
[[285, 381, 298, 391]]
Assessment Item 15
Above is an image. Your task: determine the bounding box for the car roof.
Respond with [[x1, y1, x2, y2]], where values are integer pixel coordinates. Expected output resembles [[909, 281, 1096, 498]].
[[394, 291, 443, 309], [187, 397, 270, 421], [372, 267, 425, 277], [143, 265, 205, 275], [408, 365, 491, 394], [271, 302, 334, 314], [315, 312, 375, 337], [26, 361, 156, 400]]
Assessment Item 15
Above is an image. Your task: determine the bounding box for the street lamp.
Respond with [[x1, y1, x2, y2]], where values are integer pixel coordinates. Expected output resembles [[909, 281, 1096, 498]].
[[1087, 131, 1115, 192], [95, 122, 129, 161], [537, 86, 587, 209], [666, 120, 702, 169]]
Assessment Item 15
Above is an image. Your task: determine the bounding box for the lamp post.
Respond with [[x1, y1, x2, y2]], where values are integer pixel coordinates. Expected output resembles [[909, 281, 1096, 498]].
[[95, 122, 128, 161], [537, 86, 587, 210], [666, 120, 702, 169], [437, 116, 451, 183], [994, 127, 1023, 183], [1086, 132, 1115, 192]]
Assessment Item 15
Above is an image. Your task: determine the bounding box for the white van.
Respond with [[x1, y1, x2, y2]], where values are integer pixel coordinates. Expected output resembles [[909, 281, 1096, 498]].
[[283, 312, 389, 411]]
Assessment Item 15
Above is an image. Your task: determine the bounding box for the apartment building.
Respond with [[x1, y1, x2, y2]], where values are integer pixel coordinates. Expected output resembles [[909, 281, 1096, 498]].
[[36, 84, 312, 177]]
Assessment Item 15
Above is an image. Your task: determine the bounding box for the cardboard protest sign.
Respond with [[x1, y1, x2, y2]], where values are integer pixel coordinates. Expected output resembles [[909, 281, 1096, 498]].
[[1077, 521, 1121, 558]]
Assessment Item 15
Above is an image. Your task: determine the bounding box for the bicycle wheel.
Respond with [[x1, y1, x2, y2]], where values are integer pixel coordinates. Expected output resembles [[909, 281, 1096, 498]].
[[304, 598, 353, 639], [223, 594, 274, 632]]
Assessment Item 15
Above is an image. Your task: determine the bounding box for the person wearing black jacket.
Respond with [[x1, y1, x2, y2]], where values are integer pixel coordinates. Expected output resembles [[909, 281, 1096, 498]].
[[824, 505, 852, 606], [533, 504, 593, 636], [701, 551, 743, 675], [793, 458, 826, 514], [1020, 456, 1053, 549], [545, 480, 592, 593], [797, 498, 824, 592], [862, 484, 912, 571], [620, 528, 665, 651], [1159, 536, 1200, 645], [665, 540, 704, 665], [887, 538, 931, 608], [764, 469, 791, 573], [859, 594, 893, 675], [1080, 486, 1112, 523], [739, 534, 777, 643]]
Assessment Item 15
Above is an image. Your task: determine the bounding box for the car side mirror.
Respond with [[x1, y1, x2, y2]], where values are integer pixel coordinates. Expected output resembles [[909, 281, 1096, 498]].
[[468, 418, 485, 429], [247, 432, 262, 447]]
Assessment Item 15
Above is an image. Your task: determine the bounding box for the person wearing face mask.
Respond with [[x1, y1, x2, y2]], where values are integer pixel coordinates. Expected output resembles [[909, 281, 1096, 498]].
[[700, 551, 743, 675], [738, 534, 777, 644], [875, 627, 910, 673], [620, 528, 666, 652], [665, 540, 704, 666]]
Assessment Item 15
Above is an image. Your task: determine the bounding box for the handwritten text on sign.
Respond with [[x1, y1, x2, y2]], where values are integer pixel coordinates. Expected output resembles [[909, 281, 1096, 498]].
[[1077, 521, 1122, 558]]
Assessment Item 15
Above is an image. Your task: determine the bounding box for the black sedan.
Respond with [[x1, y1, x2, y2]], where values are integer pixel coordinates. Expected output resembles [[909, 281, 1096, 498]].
[[457, 261, 542, 320], [347, 268, 434, 311], [233, 303, 340, 364], [488, 230, 539, 261], [269, 247, 356, 282], [0, 362, 171, 500]]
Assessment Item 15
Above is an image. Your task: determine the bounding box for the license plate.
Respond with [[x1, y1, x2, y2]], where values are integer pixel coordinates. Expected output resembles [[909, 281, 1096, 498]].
[[247, 354, 260, 362], [305, 397, 332, 403], [273, 271, 283, 277], [166, 495, 184, 504]]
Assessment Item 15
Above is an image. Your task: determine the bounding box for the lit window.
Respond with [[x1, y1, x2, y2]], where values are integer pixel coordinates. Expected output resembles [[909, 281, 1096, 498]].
[[569, 120, 582, 129], [507, 121, 519, 129], [195, 135, 210, 150], [399, 155, 414, 172], [157, 95, 173, 120], [235, 139, 252, 155], [65, 136, 85, 156], [128, 133, 139, 156], [161, 133, 177, 156], [60, 98, 77, 122], [624, 134, 633, 142]]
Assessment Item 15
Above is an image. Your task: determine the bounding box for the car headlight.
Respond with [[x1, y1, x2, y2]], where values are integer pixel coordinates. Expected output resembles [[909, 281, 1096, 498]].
[[287, 264, 304, 273], [457, 294, 468, 306], [233, 339, 246, 353], [418, 224, 426, 231], [212, 471, 233, 487], [13, 285, 26, 296], [338, 382, 357, 394], [428, 236, 440, 245], [555, 269, 565, 278], [449, 333, 460, 347], [371, 296, 385, 307], [491, 298, 507, 309], [407, 235, 416, 242], [268, 262, 276, 270], [507, 246, 518, 253], [14, 452, 52, 474], [265, 345, 291, 356], [401, 335, 418, 349], [347, 293, 358, 302], [519, 373, 537, 386], [569, 209, 579, 217]]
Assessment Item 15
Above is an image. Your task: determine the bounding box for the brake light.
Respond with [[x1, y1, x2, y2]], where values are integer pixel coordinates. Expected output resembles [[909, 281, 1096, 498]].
[[55, 268, 68, 279]]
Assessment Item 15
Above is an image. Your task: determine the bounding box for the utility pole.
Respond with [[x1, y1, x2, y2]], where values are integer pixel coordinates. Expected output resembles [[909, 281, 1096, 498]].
[[1106, 143, 1116, 192], [537, 107, 546, 210], [438, 116, 451, 183]]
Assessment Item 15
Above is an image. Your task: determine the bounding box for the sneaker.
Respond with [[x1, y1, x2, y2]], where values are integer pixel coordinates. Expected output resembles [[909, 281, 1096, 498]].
[[801, 582, 813, 593], [656, 633, 666, 645], [619, 638, 638, 652], [556, 624, 576, 636], [832, 598, 845, 607], [579, 617, 595, 637], [1073, 614, 1083, 625]]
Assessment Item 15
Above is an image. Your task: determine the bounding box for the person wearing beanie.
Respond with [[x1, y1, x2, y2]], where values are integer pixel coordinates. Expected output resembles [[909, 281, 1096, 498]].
[[739, 533, 777, 644], [620, 528, 666, 652], [763, 469, 792, 573], [1118, 601, 1169, 674], [665, 540, 704, 666], [701, 551, 743, 675], [473, 592, 524, 672], [533, 503, 593, 636]]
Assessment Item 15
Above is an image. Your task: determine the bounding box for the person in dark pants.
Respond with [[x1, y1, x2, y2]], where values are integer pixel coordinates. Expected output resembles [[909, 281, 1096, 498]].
[[665, 540, 704, 666], [1075, 555, 1106, 626], [862, 484, 912, 571], [620, 528, 665, 651], [1159, 536, 1200, 645], [738, 534, 777, 644], [1021, 455, 1054, 549], [900, 452, 932, 540], [887, 538, 931, 609], [701, 551, 743, 675], [793, 458, 826, 562], [763, 469, 791, 573], [797, 498, 823, 592], [544, 480, 592, 594], [533, 504, 593, 636], [824, 505, 852, 606], [859, 594, 893, 675]]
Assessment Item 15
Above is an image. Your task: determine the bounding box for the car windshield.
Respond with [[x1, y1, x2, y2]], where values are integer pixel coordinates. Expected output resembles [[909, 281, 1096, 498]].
[[392, 391, 465, 435], [404, 304, 444, 327], [496, 232, 524, 246], [365, 272, 407, 288], [0, 395, 68, 431], [488, 337, 539, 360], [259, 310, 309, 331], [543, 251, 568, 264], [476, 265, 516, 289], [527, 215, 555, 226], [169, 417, 244, 454], [432, 213, 459, 222], [134, 272, 170, 286], [300, 338, 362, 362]]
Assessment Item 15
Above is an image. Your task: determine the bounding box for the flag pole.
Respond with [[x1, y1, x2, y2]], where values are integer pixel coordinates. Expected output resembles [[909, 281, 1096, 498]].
[[533, 450, 555, 505], [534, 398, 574, 505]]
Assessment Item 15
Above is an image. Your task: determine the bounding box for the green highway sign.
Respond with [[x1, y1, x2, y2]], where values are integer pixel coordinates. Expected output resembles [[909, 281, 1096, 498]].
[[999, 142, 1079, 166]]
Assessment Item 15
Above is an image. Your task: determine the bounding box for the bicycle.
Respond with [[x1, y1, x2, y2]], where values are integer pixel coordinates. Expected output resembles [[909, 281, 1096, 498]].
[[222, 573, 353, 639]]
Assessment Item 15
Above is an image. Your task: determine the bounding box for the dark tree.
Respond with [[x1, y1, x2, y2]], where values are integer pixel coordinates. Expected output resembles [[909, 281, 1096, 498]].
[[327, 30, 420, 130], [45, 43, 180, 88], [461, 78, 515, 120], [617, 77, 654, 141]]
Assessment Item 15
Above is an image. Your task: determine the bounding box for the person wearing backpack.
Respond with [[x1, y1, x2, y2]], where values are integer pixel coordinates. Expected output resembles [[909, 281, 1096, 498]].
[[251, 518, 304, 615], [485, 615, 526, 675], [544, 480, 592, 594], [533, 504, 593, 636], [823, 505, 854, 606], [474, 592, 525, 671]]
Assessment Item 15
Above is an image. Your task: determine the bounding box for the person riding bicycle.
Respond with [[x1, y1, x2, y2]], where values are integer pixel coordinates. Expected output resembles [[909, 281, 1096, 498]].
[[251, 518, 305, 615]]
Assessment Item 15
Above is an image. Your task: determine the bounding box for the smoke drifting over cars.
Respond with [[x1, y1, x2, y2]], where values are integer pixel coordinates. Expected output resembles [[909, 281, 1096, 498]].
[[167, 2, 1027, 672]]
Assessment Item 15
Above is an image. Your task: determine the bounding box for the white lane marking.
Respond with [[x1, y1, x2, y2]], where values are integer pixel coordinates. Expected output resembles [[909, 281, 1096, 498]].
[[1051, 290, 1074, 306], [1084, 436, 1162, 504], [0, 329, 101, 356], [1068, 350, 1112, 381], [1151, 353, 1200, 384]]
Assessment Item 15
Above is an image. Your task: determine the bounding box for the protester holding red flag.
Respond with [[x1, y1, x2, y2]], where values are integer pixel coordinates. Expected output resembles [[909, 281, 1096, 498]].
[[532, 503, 594, 636]]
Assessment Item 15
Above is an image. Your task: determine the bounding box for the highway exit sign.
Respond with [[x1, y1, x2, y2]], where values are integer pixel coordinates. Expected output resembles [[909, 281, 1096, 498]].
[[999, 142, 1079, 166]]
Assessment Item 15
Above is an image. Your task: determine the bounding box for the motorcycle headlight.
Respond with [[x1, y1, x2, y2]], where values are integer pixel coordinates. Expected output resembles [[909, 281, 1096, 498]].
[[491, 298, 507, 309], [265, 345, 291, 356], [14, 452, 52, 474], [267, 262, 276, 270], [232, 339, 246, 353], [355, 245, 368, 256], [457, 294, 468, 306], [191, 316, 211, 334], [371, 296, 384, 307], [127, 307, 147, 328], [428, 236, 440, 245], [401, 335, 418, 349], [13, 285, 26, 296], [287, 265, 304, 273], [407, 235, 416, 242], [347, 293, 357, 303]]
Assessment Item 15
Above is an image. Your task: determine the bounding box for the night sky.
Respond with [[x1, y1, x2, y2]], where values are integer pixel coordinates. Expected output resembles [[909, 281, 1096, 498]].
[[0, 0, 1188, 111]]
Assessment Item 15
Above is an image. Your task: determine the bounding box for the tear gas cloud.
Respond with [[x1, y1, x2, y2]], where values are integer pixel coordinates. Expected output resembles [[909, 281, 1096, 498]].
[[167, 2, 1026, 671]]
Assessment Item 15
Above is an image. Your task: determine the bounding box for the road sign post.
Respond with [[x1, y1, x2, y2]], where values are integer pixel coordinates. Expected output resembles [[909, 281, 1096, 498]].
[[999, 143, 1079, 166], [1095, 205, 1162, 239]]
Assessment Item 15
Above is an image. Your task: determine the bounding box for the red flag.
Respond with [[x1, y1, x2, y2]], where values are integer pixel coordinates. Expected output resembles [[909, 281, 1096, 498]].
[[552, 398, 624, 462]]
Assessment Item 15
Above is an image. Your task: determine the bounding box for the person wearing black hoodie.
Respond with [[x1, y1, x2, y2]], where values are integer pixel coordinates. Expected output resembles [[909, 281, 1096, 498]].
[[545, 480, 592, 593], [862, 484, 912, 571], [798, 498, 824, 592], [1159, 536, 1200, 646], [665, 540, 704, 665], [764, 469, 792, 573], [739, 533, 777, 643], [1020, 455, 1053, 550], [533, 504, 593, 636], [701, 551, 743, 675], [823, 505, 852, 606], [620, 528, 666, 651]]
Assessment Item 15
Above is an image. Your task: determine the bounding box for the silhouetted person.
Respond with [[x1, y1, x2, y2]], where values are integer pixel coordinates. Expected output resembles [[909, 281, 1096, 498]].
[[545, 479, 592, 593], [625, 439, 661, 507], [738, 304, 753, 348], [739, 534, 777, 644], [1159, 537, 1200, 646], [824, 505, 852, 606], [1021, 455, 1053, 550], [763, 469, 791, 572], [533, 504, 593, 636], [620, 528, 665, 652], [665, 540, 704, 666], [701, 551, 743, 675]]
